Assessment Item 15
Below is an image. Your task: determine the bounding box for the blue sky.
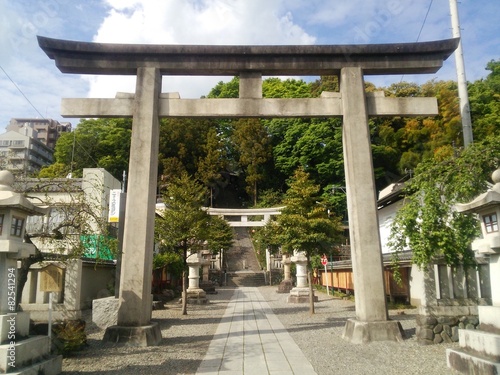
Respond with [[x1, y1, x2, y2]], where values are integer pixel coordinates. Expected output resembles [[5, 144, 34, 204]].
[[0, 0, 498, 127]]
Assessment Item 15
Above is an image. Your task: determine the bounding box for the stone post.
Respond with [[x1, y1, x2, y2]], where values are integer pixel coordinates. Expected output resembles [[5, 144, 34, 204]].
[[287, 253, 316, 303], [340, 67, 403, 343], [282, 255, 292, 281], [104, 67, 162, 346], [277, 254, 293, 293], [201, 258, 210, 283], [199, 255, 215, 293]]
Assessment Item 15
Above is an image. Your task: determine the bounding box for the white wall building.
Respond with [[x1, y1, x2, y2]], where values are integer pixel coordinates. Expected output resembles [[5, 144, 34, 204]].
[[15, 168, 122, 321]]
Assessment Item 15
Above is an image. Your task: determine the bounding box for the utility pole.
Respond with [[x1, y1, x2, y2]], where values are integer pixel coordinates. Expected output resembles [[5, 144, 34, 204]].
[[449, 0, 473, 147]]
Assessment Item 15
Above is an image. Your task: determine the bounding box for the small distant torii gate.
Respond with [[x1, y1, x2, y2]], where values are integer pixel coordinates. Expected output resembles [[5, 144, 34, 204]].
[[38, 36, 458, 346]]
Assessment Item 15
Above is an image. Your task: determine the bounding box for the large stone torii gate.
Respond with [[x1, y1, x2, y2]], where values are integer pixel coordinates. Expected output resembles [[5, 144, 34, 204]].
[[38, 36, 458, 346]]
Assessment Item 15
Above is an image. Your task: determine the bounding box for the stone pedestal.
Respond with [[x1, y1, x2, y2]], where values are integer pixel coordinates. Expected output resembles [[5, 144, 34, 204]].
[[287, 253, 316, 303], [103, 322, 162, 347], [186, 253, 207, 304], [343, 319, 404, 344]]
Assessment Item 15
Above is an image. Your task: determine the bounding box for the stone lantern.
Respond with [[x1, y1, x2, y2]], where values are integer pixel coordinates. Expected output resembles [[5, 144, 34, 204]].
[[287, 252, 317, 303], [447, 168, 500, 374], [186, 252, 207, 304], [0, 170, 62, 374]]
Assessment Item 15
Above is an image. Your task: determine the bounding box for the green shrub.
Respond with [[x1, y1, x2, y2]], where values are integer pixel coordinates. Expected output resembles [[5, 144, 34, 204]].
[[52, 319, 87, 355]]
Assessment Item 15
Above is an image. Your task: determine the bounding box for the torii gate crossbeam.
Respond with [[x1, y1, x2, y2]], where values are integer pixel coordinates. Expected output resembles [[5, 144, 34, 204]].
[[38, 36, 458, 346]]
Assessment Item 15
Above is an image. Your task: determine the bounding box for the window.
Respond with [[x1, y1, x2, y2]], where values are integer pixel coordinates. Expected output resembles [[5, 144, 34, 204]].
[[10, 216, 24, 237], [0, 214, 3, 235], [483, 213, 498, 233]]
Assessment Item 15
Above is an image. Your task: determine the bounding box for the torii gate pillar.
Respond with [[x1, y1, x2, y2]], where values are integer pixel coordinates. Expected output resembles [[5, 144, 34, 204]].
[[38, 35, 458, 346], [103, 67, 163, 346], [340, 67, 403, 343]]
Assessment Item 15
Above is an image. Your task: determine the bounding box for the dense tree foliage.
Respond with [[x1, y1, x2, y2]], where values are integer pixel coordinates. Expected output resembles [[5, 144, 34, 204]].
[[232, 118, 272, 205], [39, 118, 132, 180], [469, 60, 500, 140], [386, 60, 500, 270], [389, 134, 500, 269]]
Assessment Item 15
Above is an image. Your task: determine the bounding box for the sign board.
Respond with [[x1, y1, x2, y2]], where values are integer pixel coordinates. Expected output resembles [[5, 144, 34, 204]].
[[108, 189, 122, 223], [40, 264, 64, 292], [321, 255, 328, 266]]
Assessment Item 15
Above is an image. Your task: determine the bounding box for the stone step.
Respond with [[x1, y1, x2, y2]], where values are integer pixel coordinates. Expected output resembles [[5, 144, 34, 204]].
[[0, 336, 51, 373], [227, 272, 266, 287], [226, 228, 262, 273], [447, 347, 500, 375], [0, 313, 30, 342], [459, 329, 500, 358], [10, 355, 62, 375]]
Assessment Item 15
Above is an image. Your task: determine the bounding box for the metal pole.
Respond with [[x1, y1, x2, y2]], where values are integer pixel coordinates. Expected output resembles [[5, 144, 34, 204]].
[[48, 292, 53, 339], [324, 263, 330, 296], [449, 0, 473, 147]]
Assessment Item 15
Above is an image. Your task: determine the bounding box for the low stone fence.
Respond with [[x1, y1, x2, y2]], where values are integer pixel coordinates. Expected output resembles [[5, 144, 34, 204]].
[[415, 314, 479, 345]]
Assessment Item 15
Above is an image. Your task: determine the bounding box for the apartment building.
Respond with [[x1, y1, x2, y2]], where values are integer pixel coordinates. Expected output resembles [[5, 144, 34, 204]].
[[8, 118, 71, 149], [0, 127, 53, 176]]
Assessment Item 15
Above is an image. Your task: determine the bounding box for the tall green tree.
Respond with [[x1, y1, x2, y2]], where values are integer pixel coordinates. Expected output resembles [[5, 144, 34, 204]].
[[155, 172, 208, 314], [267, 168, 342, 313], [197, 127, 228, 206], [232, 118, 272, 205], [389, 134, 500, 270], [155, 172, 232, 314]]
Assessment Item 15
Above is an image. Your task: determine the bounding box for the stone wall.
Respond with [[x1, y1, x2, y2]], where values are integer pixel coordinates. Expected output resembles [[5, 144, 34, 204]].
[[415, 314, 479, 345]]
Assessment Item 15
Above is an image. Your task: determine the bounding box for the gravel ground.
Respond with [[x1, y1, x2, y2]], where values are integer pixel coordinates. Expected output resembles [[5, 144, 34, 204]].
[[62, 286, 459, 374]]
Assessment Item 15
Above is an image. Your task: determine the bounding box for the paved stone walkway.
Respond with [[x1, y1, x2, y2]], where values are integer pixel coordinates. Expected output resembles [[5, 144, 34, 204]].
[[196, 287, 317, 375]]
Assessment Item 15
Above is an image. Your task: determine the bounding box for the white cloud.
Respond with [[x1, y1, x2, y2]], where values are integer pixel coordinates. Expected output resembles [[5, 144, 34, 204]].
[[86, 0, 316, 99]]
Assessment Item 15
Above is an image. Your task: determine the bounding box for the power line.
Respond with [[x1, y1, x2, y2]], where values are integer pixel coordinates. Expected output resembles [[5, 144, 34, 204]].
[[0, 64, 46, 119], [399, 0, 434, 84], [416, 0, 434, 42]]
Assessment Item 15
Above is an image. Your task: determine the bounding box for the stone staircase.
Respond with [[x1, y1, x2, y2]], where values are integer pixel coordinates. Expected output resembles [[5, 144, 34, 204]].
[[227, 271, 266, 287], [225, 228, 266, 287]]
